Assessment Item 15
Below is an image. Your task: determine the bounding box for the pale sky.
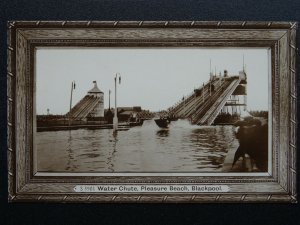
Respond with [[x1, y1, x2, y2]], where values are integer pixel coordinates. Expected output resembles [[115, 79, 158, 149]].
[[35, 48, 270, 115]]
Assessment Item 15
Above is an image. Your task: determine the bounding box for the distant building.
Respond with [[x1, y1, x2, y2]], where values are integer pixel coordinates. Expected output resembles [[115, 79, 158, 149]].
[[104, 106, 154, 123], [67, 81, 104, 120], [87, 81, 104, 117]]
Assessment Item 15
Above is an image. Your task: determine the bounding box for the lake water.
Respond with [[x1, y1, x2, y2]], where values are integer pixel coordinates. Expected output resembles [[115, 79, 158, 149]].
[[36, 119, 239, 172]]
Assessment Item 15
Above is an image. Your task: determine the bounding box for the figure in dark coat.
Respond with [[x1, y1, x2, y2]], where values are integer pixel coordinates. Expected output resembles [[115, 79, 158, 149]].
[[233, 117, 268, 172]]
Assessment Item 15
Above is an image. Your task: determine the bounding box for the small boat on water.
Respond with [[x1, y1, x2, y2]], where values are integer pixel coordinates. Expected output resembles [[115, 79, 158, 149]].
[[154, 118, 170, 128], [129, 119, 144, 127]]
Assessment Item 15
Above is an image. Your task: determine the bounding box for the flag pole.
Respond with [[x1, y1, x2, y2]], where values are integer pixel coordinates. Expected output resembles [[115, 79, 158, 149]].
[[109, 89, 111, 110]]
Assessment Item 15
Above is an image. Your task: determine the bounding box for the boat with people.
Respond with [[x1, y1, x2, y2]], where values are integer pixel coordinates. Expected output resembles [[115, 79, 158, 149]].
[[155, 115, 179, 128], [154, 118, 170, 128]]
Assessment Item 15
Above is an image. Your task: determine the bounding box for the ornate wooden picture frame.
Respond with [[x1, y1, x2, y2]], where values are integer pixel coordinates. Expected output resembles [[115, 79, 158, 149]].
[[7, 21, 297, 203]]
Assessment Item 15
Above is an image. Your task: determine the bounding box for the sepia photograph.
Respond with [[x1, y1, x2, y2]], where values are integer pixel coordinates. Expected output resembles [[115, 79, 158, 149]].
[[35, 48, 270, 174]]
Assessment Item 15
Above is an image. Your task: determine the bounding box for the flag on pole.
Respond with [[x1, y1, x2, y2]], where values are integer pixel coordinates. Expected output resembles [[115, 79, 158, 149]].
[[119, 76, 121, 84], [73, 81, 76, 90]]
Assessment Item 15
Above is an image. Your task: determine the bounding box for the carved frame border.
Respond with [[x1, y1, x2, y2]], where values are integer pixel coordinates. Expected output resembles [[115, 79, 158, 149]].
[[7, 21, 297, 203]]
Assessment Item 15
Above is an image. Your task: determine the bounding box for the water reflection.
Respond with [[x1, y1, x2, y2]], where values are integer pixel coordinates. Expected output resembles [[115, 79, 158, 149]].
[[156, 129, 169, 137], [36, 119, 239, 172], [107, 133, 118, 172], [65, 131, 74, 171]]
